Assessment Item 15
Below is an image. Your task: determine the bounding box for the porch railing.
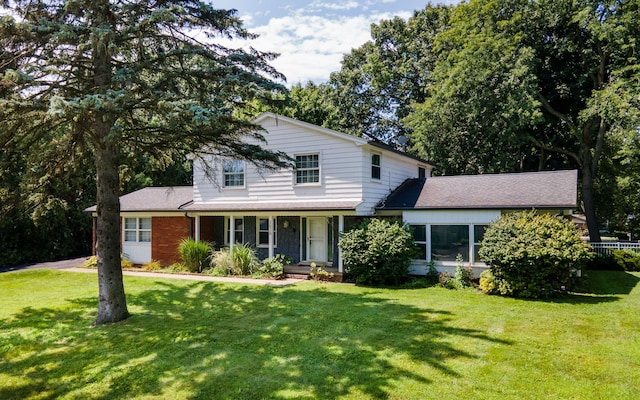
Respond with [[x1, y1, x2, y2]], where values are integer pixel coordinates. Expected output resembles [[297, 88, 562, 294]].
[[589, 242, 640, 256]]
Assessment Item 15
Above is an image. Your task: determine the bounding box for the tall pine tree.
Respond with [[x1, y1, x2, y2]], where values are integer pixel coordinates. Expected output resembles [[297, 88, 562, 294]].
[[0, 0, 288, 324]]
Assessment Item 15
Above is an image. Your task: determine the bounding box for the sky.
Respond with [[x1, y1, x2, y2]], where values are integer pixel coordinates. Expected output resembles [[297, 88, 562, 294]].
[[211, 0, 460, 86]]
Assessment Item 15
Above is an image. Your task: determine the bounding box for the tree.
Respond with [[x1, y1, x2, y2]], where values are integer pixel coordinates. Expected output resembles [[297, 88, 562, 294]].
[[0, 0, 288, 324], [275, 6, 451, 144], [406, 0, 640, 241]]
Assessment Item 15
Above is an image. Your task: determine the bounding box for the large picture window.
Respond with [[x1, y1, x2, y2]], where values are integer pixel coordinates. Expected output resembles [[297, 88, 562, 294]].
[[224, 160, 245, 187], [431, 225, 469, 262], [295, 153, 319, 184], [124, 217, 151, 243], [257, 218, 277, 247]]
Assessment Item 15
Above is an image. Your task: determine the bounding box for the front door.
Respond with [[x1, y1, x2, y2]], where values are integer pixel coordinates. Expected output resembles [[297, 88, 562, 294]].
[[307, 217, 327, 262]]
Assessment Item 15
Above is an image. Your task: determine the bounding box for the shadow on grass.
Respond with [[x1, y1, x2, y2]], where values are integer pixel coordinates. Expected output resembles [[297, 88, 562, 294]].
[[0, 281, 512, 400]]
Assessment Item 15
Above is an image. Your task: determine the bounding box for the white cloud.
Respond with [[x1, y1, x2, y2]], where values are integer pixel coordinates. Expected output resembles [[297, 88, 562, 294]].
[[308, 1, 360, 11], [222, 10, 412, 85]]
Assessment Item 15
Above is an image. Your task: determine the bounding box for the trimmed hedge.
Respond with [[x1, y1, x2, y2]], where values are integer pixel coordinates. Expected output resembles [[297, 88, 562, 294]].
[[339, 218, 416, 286], [478, 211, 592, 298]]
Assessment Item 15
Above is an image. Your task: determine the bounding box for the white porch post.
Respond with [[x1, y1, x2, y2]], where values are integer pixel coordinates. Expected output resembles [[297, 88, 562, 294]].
[[268, 215, 275, 259], [194, 215, 200, 242], [338, 215, 344, 273], [229, 215, 235, 251]]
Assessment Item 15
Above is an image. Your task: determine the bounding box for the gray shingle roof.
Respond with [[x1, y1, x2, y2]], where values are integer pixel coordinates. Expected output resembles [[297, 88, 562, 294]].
[[84, 186, 193, 212], [378, 170, 578, 210]]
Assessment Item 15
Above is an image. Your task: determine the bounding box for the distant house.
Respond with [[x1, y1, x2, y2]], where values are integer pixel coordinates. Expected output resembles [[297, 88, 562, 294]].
[[87, 113, 577, 275]]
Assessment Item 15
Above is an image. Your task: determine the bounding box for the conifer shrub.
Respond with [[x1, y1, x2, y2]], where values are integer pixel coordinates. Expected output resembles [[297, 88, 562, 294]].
[[478, 211, 592, 298], [339, 218, 416, 286], [611, 250, 640, 271]]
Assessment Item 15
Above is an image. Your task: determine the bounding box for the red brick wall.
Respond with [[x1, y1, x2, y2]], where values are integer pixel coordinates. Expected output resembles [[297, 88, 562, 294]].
[[152, 216, 191, 266]]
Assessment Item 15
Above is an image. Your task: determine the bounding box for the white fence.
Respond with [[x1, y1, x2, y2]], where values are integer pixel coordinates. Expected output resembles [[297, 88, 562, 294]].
[[589, 242, 640, 256]]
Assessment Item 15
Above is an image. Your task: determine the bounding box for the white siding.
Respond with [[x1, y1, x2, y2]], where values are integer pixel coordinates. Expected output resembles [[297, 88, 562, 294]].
[[403, 209, 501, 225], [194, 117, 365, 206], [360, 148, 432, 214]]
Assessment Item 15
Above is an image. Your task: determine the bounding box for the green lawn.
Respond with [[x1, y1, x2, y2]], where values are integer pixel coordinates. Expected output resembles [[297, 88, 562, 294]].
[[1, 269, 639, 400]]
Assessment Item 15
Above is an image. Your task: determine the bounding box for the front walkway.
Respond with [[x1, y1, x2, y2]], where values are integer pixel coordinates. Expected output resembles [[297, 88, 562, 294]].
[[66, 267, 305, 287]]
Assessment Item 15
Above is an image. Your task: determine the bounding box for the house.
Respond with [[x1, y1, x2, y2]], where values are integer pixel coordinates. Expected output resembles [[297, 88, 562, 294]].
[[87, 113, 577, 276], [376, 169, 578, 276]]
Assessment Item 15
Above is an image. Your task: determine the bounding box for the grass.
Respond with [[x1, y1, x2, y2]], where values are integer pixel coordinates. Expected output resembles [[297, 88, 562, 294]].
[[1, 270, 639, 400]]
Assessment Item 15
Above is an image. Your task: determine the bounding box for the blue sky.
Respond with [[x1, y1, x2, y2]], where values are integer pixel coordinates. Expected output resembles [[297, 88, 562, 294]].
[[211, 0, 460, 85]]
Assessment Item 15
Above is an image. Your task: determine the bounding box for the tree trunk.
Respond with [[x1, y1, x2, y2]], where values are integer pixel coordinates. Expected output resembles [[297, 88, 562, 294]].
[[94, 136, 129, 325], [581, 154, 601, 243], [92, 0, 129, 325]]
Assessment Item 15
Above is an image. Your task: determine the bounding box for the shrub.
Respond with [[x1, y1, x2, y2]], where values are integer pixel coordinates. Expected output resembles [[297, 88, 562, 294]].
[[479, 269, 499, 294], [310, 262, 334, 282], [230, 243, 260, 275], [142, 260, 162, 271], [339, 218, 416, 286], [120, 253, 134, 269], [478, 211, 592, 298], [254, 254, 291, 279], [178, 238, 212, 273], [438, 271, 456, 289], [453, 253, 474, 289], [586, 252, 622, 271], [425, 261, 440, 285], [611, 250, 640, 271], [211, 244, 259, 276], [83, 255, 134, 269], [83, 256, 98, 268]]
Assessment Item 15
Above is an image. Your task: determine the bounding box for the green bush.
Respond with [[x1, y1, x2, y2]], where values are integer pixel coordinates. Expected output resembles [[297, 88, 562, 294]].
[[479, 269, 499, 294], [438, 271, 456, 289], [210, 244, 259, 276], [453, 253, 474, 289], [338, 218, 416, 286], [478, 211, 592, 298], [586, 252, 622, 271], [254, 254, 291, 279], [178, 238, 212, 273], [611, 250, 640, 271]]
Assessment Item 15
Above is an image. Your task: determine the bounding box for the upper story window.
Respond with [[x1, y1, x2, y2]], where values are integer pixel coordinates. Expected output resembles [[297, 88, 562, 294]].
[[371, 153, 381, 180], [224, 160, 245, 188], [295, 153, 319, 184], [124, 217, 151, 243]]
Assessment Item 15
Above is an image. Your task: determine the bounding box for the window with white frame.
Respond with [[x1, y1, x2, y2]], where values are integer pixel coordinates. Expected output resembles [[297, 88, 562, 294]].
[[371, 153, 381, 180], [411, 225, 427, 260], [223, 160, 245, 187], [257, 218, 277, 247], [226, 217, 244, 244], [431, 225, 469, 262], [295, 153, 319, 184], [473, 225, 488, 262], [124, 217, 151, 243]]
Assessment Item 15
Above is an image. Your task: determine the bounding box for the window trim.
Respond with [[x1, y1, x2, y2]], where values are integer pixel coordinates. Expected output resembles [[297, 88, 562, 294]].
[[294, 153, 321, 186], [410, 223, 488, 265], [223, 159, 246, 189], [257, 217, 278, 248], [371, 152, 381, 180], [225, 217, 244, 245], [123, 217, 151, 243]]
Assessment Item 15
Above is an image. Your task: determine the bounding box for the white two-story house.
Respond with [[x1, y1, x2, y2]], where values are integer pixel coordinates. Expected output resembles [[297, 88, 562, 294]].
[[88, 113, 577, 276]]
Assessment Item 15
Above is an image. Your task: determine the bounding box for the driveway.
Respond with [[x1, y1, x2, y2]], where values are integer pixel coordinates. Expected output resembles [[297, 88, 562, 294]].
[[0, 256, 89, 273]]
